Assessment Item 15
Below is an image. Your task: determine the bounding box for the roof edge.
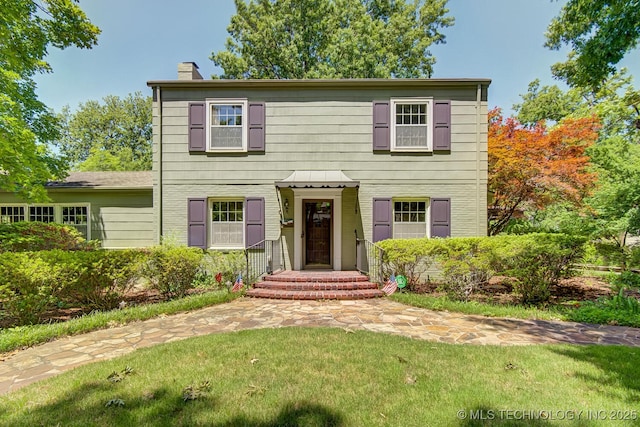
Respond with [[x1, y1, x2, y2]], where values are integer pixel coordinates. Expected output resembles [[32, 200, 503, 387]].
[[147, 78, 492, 89]]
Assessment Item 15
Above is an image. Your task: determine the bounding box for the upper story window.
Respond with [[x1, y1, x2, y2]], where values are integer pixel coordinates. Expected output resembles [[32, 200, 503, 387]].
[[391, 99, 432, 151], [207, 100, 248, 151]]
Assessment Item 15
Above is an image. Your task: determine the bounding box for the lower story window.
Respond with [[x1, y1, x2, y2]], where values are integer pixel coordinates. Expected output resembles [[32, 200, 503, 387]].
[[393, 200, 427, 238], [0, 206, 25, 223], [62, 206, 89, 239], [0, 204, 90, 239], [211, 200, 244, 248]]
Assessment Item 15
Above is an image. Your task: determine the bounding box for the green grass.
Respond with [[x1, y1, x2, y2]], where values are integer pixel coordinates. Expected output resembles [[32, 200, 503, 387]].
[[0, 290, 239, 354], [390, 293, 570, 321], [2, 328, 639, 426], [391, 292, 640, 329]]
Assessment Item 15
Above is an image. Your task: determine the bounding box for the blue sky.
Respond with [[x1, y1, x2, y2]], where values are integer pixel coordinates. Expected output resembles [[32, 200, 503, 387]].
[[35, 0, 639, 114]]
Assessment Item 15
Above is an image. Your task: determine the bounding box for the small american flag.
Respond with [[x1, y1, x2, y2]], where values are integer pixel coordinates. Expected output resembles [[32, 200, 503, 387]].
[[382, 274, 398, 295], [232, 273, 244, 292]]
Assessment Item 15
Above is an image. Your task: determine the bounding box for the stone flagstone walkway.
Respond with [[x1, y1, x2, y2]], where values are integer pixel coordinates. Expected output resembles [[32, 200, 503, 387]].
[[2, 297, 640, 395]]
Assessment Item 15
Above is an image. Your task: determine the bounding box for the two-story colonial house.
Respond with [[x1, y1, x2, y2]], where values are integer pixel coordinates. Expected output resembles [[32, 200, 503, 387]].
[[147, 63, 490, 273]]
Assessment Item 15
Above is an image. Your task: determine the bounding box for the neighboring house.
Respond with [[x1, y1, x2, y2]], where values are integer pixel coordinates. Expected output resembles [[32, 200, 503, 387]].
[[147, 62, 490, 271], [0, 171, 154, 248]]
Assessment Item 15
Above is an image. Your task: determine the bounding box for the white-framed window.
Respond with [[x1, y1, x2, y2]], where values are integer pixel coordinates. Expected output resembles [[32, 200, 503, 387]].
[[207, 99, 248, 152], [210, 199, 244, 248], [0, 206, 25, 224], [393, 200, 427, 238], [0, 204, 90, 239], [391, 98, 433, 151]]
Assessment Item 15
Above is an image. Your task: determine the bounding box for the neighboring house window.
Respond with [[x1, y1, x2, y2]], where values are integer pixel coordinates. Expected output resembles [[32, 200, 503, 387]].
[[0, 204, 90, 239], [391, 99, 432, 151], [29, 206, 55, 223], [208, 100, 248, 151], [393, 200, 427, 239], [210, 200, 244, 248], [0, 206, 25, 223], [62, 206, 89, 239]]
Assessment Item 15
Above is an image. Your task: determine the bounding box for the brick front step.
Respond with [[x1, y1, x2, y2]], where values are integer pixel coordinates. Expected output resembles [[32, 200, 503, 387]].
[[245, 288, 385, 300], [246, 271, 385, 300]]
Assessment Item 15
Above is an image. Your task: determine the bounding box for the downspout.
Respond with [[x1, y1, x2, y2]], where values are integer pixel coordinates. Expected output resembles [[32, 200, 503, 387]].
[[155, 85, 163, 244], [476, 83, 482, 236]]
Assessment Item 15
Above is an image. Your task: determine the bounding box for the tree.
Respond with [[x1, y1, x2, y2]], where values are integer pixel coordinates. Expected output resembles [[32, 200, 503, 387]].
[[0, 0, 99, 201], [545, 0, 640, 89], [488, 109, 599, 235], [513, 72, 640, 244], [211, 0, 454, 79], [56, 92, 152, 171]]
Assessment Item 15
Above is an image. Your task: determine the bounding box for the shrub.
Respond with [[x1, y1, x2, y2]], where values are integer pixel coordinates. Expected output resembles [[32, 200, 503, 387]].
[[0, 253, 69, 325], [431, 238, 497, 301], [493, 233, 586, 304], [610, 270, 640, 290], [0, 221, 97, 252], [40, 250, 146, 310], [197, 251, 246, 289], [141, 245, 204, 298], [378, 238, 437, 286]]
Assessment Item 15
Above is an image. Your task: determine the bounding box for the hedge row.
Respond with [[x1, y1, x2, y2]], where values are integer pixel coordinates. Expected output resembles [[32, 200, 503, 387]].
[[378, 233, 586, 304], [0, 222, 97, 252], [0, 247, 245, 326]]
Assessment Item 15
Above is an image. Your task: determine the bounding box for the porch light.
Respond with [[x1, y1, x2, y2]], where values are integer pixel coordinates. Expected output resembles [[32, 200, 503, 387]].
[[284, 198, 289, 213]]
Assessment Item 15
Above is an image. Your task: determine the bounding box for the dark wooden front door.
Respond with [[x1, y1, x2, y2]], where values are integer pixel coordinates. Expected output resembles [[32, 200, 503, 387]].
[[305, 201, 332, 267]]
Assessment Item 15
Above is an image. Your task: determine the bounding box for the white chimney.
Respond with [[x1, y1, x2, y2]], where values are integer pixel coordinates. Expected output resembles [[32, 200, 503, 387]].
[[178, 62, 203, 80]]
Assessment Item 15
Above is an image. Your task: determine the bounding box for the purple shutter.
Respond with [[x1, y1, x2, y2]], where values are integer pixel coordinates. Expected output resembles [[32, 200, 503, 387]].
[[248, 102, 265, 151], [372, 198, 392, 242], [430, 198, 451, 238], [433, 100, 451, 151], [245, 197, 265, 248], [188, 102, 206, 152], [373, 101, 390, 150], [188, 198, 207, 248]]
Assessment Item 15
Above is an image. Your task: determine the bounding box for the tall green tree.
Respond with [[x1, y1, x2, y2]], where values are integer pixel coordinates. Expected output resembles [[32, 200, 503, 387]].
[[0, 0, 99, 201], [211, 0, 454, 79], [57, 92, 152, 171], [545, 0, 640, 89]]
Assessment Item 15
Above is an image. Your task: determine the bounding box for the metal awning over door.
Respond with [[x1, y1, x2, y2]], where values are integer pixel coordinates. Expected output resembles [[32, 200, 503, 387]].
[[275, 170, 359, 188]]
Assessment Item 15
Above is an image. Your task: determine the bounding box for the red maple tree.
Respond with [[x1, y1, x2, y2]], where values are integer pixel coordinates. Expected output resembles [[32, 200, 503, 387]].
[[488, 108, 599, 235]]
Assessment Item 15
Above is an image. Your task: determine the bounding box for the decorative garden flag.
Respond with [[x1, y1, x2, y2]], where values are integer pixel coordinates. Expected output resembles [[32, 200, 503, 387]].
[[232, 273, 244, 292], [382, 274, 397, 295]]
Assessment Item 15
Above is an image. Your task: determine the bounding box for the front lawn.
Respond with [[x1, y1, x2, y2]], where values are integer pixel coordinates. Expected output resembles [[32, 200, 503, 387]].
[[1, 328, 639, 426]]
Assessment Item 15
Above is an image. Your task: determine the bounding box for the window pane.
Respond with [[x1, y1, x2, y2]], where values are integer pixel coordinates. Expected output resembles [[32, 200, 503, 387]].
[[402, 202, 409, 211], [29, 206, 54, 223], [394, 202, 402, 211]]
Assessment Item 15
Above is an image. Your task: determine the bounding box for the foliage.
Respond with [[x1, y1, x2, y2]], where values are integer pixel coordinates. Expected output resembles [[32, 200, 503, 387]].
[[378, 238, 437, 286], [196, 250, 246, 289], [0, 252, 69, 325], [429, 238, 495, 301], [545, 0, 640, 89], [56, 92, 152, 171], [40, 249, 146, 310], [488, 109, 599, 235], [0, 0, 99, 201], [211, 0, 453, 79], [0, 221, 94, 252], [493, 234, 586, 304], [141, 245, 204, 299], [568, 302, 640, 327], [513, 72, 640, 244]]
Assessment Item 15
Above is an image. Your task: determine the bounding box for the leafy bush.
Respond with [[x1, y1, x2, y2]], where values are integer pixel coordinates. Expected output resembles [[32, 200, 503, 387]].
[[141, 245, 204, 298], [378, 238, 437, 286], [0, 253, 69, 325], [493, 233, 586, 304], [431, 238, 497, 301], [40, 250, 146, 310], [196, 251, 246, 289], [0, 221, 96, 252], [610, 270, 640, 290]]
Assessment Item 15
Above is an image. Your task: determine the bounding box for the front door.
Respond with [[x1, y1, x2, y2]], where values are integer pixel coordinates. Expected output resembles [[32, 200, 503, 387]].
[[304, 200, 332, 268]]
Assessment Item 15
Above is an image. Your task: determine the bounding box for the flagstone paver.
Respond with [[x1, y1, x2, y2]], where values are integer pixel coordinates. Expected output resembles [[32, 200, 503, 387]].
[[2, 297, 640, 395]]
